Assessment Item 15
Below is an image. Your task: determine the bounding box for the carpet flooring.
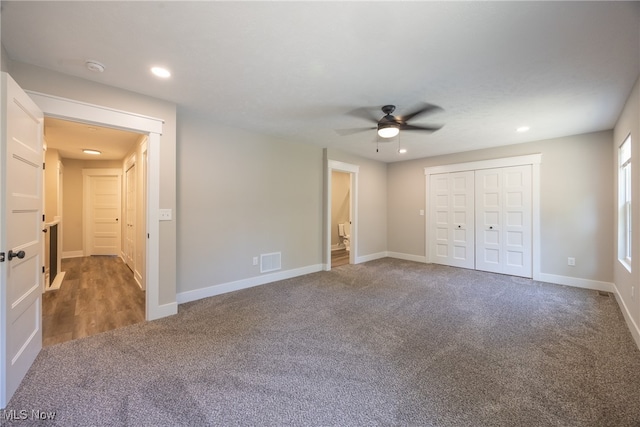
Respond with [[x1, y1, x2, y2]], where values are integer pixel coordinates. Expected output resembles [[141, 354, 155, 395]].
[[4, 258, 640, 426]]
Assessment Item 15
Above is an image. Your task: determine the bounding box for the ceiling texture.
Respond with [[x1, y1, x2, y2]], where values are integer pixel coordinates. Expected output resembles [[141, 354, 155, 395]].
[[2, 1, 639, 163]]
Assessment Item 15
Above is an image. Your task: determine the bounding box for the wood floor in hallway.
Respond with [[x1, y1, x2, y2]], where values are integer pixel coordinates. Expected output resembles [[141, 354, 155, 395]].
[[42, 256, 145, 347], [331, 248, 349, 267]]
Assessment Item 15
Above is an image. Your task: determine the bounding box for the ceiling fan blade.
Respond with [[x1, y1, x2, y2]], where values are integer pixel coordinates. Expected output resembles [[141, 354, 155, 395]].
[[335, 126, 376, 136], [345, 107, 381, 124], [400, 123, 443, 132], [398, 103, 443, 122]]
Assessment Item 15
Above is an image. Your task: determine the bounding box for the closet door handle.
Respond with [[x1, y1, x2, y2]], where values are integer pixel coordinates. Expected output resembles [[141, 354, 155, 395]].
[[489, 226, 493, 230], [8, 250, 25, 261]]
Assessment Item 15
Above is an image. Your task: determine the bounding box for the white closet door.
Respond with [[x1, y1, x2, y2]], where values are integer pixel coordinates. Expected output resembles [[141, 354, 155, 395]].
[[475, 169, 502, 273], [476, 165, 532, 278], [430, 171, 475, 269]]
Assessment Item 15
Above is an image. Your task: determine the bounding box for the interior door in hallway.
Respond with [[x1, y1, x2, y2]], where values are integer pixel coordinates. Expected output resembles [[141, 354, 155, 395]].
[[475, 165, 532, 278], [0, 73, 43, 408], [429, 171, 475, 269], [84, 171, 121, 256]]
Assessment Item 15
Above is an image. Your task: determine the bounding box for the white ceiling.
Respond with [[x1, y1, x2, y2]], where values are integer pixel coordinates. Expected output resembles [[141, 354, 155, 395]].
[[2, 1, 639, 163], [44, 117, 141, 161]]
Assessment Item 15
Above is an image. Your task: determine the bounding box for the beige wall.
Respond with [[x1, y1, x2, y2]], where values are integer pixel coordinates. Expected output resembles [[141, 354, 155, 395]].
[[176, 112, 323, 292], [331, 171, 350, 247], [613, 75, 640, 341], [8, 60, 177, 306], [388, 130, 614, 283], [44, 148, 60, 221], [1, 44, 10, 73]]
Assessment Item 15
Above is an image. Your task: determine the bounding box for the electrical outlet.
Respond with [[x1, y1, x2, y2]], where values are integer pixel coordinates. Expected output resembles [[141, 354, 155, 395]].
[[419, 209, 425, 216], [253, 257, 258, 266], [567, 257, 575, 266]]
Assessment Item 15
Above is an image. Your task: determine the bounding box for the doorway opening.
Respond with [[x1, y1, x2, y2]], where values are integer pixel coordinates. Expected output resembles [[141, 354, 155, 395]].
[[26, 89, 168, 321], [42, 118, 147, 345], [326, 160, 359, 270], [331, 171, 351, 267]]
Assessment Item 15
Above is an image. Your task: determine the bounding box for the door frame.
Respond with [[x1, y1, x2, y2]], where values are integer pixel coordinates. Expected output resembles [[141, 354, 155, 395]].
[[26, 90, 170, 320], [82, 169, 122, 256], [325, 160, 359, 270], [424, 154, 542, 280], [123, 155, 136, 273]]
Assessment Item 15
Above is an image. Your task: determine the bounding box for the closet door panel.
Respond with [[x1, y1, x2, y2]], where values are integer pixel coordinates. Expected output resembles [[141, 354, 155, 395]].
[[502, 165, 532, 277], [475, 169, 502, 273], [430, 174, 451, 264], [475, 165, 532, 277], [429, 171, 474, 269], [450, 171, 474, 268]]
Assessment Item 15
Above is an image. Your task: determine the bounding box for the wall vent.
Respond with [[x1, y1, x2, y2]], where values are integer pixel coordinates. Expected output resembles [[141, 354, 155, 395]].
[[260, 252, 281, 273]]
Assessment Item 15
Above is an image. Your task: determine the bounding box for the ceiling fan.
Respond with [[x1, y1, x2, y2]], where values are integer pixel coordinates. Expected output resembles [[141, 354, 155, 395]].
[[337, 103, 444, 139]]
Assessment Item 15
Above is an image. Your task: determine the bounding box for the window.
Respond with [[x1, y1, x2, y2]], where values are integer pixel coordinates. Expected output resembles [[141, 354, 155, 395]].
[[619, 135, 632, 268]]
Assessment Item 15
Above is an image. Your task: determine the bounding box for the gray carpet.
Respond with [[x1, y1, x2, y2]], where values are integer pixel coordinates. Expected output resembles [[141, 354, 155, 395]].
[[4, 259, 640, 426]]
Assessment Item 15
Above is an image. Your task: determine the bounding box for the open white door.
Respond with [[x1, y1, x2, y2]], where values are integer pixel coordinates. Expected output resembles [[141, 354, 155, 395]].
[[0, 73, 44, 408]]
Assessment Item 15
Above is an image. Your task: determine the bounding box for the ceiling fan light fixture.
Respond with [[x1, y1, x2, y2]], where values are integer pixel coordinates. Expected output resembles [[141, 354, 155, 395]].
[[378, 123, 400, 138]]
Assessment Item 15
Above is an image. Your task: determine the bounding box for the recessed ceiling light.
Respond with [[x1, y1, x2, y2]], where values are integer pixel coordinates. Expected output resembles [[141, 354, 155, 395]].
[[151, 66, 171, 78], [83, 149, 101, 155], [516, 126, 530, 133], [398, 148, 407, 154]]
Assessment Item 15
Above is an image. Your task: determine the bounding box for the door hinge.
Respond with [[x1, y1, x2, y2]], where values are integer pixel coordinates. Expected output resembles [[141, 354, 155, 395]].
[[42, 266, 45, 273], [43, 214, 46, 222], [0, 252, 4, 262], [43, 162, 46, 170]]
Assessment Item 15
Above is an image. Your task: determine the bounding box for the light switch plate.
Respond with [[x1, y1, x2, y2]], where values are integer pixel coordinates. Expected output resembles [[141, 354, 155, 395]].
[[159, 209, 172, 221]]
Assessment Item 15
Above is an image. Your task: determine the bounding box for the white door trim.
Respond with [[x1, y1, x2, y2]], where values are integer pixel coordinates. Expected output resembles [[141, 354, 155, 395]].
[[425, 154, 542, 280], [25, 90, 170, 321], [326, 160, 359, 270]]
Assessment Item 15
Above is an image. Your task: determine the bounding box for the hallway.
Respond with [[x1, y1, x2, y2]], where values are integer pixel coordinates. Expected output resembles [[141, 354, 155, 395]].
[[42, 256, 145, 347]]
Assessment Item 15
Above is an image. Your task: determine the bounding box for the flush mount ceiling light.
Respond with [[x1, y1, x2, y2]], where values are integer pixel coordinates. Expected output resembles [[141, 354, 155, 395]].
[[151, 66, 171, 78], [85, 60, 105, 73], [83, 149, 101, 155], [516, 126, 530, 133]]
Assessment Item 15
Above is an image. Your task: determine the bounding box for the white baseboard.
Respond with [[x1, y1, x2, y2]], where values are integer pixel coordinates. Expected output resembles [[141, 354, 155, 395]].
[[45, 271, 66, 292], [613, 285, 640, 350], [62, 250, 84, 259], [176, 264, 324, 304], [536, 273, 615, 293], [147, 301, 178, 321], [354, 252, 387, 264], [386, 252, 427, 263]]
